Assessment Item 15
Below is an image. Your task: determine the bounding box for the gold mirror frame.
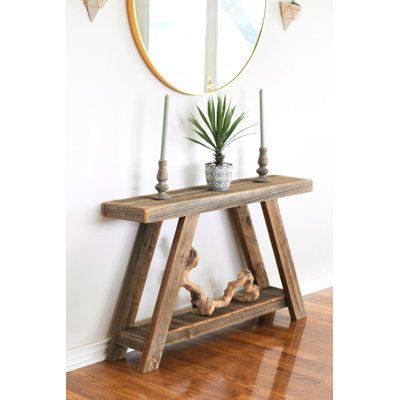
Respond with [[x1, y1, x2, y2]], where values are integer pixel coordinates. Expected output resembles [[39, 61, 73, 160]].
[[127, 0, 268, 95]]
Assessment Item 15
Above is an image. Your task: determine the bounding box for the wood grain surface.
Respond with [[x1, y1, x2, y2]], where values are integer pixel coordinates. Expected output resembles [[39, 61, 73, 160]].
[[102, 175, 312, 223], [67, 288, 332, 400], [118, 287, 286, 351], [138, 214, 199, 373], [229, 205, 270, 288], [261, 200, 307, 320], [106, 222, 162, 361], [101, 175, 312, 375]]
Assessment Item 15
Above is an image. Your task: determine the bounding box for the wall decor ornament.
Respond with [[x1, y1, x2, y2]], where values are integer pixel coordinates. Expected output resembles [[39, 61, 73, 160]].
[[83, 0, 107, 22], [279, 1, 302, 31]]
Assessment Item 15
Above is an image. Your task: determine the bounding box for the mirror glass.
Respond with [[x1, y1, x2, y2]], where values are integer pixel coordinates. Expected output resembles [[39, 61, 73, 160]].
[[129, 0, 266, 94]]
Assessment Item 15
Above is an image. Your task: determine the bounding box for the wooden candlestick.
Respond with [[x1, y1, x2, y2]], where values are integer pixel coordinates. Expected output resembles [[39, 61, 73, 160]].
[[152, 160, 171, 200], [254, 147, 270, 183]]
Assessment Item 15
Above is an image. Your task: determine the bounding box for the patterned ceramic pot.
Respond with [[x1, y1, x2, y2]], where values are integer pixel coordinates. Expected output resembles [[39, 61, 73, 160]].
[[205, 162, 233, 191]]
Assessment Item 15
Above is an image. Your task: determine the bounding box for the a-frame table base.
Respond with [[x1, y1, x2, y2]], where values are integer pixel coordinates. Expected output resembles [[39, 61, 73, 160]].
[[106, 198, 306, 373]]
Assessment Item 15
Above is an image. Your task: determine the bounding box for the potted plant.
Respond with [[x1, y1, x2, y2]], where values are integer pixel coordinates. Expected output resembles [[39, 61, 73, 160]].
[[187, 95, 255, 191]]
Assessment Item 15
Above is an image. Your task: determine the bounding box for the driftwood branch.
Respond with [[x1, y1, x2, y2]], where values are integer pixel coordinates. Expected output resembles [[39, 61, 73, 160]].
[[181, 247, 260, 316]]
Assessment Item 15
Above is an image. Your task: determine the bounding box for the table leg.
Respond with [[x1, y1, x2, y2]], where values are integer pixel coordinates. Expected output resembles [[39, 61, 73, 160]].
[[229, 205, 269, 289], [138, 214, 199, 373], [106, 222, 162, 361], [261, 200, 307, 320]]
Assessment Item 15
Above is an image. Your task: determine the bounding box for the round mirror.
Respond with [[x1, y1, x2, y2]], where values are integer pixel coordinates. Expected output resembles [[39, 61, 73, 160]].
[[127, 0, 267, 95]]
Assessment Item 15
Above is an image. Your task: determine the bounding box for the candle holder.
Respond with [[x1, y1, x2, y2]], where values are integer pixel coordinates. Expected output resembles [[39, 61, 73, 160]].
[[254, 147, 270, 183], [152, 160, 171, 200]]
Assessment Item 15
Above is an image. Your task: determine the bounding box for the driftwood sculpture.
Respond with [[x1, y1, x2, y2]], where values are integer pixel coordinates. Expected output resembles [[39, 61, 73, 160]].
[[181, 247, 260, 316]]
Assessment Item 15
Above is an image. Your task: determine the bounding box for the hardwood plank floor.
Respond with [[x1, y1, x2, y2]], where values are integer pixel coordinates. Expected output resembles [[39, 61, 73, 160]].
[[67, 288, 332, 400]]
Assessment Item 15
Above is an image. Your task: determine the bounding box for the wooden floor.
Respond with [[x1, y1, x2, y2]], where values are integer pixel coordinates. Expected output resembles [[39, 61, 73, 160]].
[[67, 288, 332, 400]]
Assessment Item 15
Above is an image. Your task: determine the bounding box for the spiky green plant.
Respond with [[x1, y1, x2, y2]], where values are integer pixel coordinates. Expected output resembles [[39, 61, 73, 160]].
[[187, 95, 256, 166]]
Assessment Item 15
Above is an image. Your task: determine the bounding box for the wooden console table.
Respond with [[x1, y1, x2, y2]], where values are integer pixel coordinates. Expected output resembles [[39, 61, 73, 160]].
[[102, 175, 312, 373]]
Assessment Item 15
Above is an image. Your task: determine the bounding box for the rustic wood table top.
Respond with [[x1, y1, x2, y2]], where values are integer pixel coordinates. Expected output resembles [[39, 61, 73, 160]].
[[102, 174, 313, 372], [102, 175, 313, 223]]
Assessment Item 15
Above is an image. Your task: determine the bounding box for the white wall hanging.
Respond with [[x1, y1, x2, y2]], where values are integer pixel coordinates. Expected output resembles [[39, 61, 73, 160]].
[[279, 1, 302, 31], [83, 0, 107, 22]]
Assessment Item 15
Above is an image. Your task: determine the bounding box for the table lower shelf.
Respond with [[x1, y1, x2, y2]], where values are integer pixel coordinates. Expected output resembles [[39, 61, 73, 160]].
[[117, 286, 286, 351]]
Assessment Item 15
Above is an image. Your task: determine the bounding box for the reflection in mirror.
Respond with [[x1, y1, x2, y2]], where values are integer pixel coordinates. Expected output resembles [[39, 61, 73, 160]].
[[130, 0, 266, 94]]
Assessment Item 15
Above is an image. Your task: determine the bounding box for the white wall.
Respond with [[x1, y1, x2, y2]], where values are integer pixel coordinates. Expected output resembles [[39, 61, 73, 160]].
[[67, 0, 332, 364]]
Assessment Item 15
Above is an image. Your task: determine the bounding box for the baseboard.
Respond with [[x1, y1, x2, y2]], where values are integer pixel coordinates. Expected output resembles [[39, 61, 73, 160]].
[[67, 338, 111, 372], [300, 271, 333, 296], [66, 271, 333, 372]]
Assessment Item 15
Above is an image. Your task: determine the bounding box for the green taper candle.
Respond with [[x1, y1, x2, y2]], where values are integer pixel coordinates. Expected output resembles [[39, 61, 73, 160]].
[[160, 94, 169, 160], [259, 89, 265, 147]]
